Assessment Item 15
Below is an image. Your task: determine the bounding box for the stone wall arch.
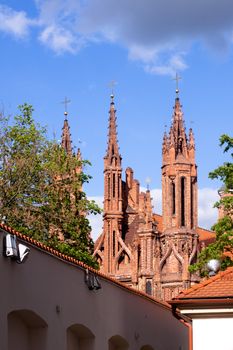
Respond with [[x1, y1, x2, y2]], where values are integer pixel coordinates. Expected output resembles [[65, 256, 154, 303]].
[[108, 335, 129, 350], [67, 323, 95, 350], [140, 345, 154, 350], [7, 309, 47, 350]]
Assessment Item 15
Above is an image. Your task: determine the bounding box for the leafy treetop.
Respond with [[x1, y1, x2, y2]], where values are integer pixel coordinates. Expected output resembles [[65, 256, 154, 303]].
[[0, 104, 101, 268], [189, 134, 233, 276]]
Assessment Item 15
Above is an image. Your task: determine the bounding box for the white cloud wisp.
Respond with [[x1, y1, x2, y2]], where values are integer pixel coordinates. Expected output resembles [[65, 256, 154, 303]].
[[0, 5, 34, 38], [2, 1, 233, 74]]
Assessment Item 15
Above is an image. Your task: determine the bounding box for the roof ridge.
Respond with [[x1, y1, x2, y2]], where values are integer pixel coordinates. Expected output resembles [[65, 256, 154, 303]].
[[176, 266, 233, 298], [152, 213, 214, 233], [0, 223, 171, 310]]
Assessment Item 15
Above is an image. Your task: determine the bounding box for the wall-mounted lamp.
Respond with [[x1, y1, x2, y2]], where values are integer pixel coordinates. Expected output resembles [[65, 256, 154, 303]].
[[3, 234, 30, 264], [85, 269, 101, 290]]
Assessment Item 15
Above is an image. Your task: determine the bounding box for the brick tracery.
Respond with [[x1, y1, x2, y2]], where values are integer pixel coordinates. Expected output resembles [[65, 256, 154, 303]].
[[94, 94, 200, 300]]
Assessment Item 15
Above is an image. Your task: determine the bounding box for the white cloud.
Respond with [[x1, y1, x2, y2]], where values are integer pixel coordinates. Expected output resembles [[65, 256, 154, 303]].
[[77, 0, 233, 75], [39, 25, 78, 53], [198, 188, 219, 230], [88, 188, 219, 241], [3, 1, 233, 73], [0, 5, 33, 38], [88, 196, 103, 241], [145, 53, 188, 77]]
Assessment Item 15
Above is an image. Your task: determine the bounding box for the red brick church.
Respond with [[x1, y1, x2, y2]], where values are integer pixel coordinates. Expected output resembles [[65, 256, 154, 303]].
[[93, 92, 214, 301]]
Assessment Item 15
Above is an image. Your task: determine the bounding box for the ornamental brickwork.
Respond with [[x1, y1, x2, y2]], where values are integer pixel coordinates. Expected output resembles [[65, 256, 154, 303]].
[[94, 94, 200, 301]]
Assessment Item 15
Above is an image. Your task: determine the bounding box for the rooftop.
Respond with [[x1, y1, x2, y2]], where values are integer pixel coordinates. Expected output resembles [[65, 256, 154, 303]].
[[173, 266, 233, 300], [0, 222, 171, 311], [153, 213, 215, 244]]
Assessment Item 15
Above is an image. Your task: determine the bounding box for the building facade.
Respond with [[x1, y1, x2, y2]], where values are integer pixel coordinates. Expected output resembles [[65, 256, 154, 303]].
[[170, 266, 233, 350], [0, 223, 189, 350], [94, 93, 201, 301]]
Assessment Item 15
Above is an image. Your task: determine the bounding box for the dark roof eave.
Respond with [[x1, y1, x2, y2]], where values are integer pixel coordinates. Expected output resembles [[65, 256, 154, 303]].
[[169, 297, 233, 308]]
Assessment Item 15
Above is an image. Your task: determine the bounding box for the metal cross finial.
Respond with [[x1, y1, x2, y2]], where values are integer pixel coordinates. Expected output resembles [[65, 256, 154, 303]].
[[173, 73, 181, 96], [61, 97, 71, 116], [145, 177, 151, 191], [108, 80, 117, 101]]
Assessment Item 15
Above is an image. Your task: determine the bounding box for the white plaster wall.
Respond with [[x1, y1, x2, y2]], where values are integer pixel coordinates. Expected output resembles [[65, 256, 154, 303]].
[[193, 317, 233, 350]]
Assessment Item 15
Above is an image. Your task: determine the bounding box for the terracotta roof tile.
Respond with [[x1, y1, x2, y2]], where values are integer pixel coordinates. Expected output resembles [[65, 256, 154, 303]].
[[153, 213, 215, 243], [174, 267, 233, 299], [0, 223, 171, 310]]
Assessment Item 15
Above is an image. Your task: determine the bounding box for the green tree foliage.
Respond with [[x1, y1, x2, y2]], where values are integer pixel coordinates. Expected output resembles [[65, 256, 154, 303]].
[[189, 134, 233, 276], [0, 104, 101, 268]]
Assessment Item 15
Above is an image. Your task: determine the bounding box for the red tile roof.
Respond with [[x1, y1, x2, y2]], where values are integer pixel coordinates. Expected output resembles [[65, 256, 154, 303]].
[[174, 267, 233, 299], [0, 222, 171, 311], [153, 213, 215, 244]]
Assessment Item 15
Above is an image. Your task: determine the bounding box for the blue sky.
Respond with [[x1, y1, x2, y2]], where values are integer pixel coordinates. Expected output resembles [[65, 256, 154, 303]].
[[0, 0, 233, 237]]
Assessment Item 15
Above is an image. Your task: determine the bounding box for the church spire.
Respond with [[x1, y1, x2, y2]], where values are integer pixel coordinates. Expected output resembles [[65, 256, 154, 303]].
[[101, 94, 123, 274], [162, 89, 198, 231], [169, 97, 188, 157], [77, 147, 82, 161], [61, 115, 72, 155], [104, 94, 122, 167], [61, 97, 73, 155]]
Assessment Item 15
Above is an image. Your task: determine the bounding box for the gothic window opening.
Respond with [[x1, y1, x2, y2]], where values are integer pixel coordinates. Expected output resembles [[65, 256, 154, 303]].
[[108, 229, 110, 273], [172, 182, 176, 215], [191, 180, 195, 228], [113, 231, 115, 256], [146, 280, 152, 295], [138, 246, 141, 272], [96, 253, 103, 266], [117, 251, 130, 270], [118, 174, 121, 198], [113, 173, 116, 197], [181, 177, 185, 226], [178, 137, 183, 153], [108, 176, 110, 198]]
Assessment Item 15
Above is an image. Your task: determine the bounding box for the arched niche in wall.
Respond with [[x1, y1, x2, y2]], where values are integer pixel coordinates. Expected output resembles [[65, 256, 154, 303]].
[[140, 345, 154, 350], [8, 309, 47, 350], [67, 324, 95, 350], [108, 335, 129, 350]]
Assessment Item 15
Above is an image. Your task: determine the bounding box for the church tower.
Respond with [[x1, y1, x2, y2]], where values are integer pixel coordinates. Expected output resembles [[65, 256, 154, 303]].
[[94, 95, 157, 289], [61, 107, 82, 173], [157, 90, 199, 300], [61, 113, 72, 155], [100, 95, 124, 275]]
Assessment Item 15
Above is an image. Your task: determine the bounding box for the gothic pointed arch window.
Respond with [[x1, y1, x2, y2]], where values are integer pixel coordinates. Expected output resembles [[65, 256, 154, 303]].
[[113, 230, 115, 257], [108, 175, 110, 199], [117, 251, 130, 271], [181, 176, 186, 226], [146, 280, 152, 295], [191, 177, 196, 229], [113, 173, 116, 197], [171, 181, 176, 215]]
